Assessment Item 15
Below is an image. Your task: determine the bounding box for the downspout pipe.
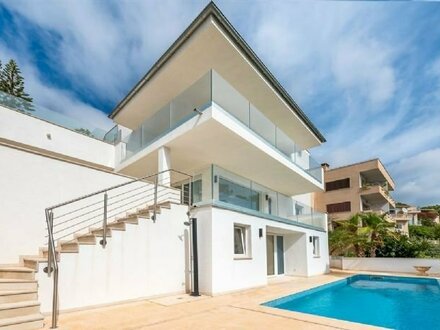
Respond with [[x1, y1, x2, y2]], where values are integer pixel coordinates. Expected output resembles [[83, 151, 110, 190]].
[[190, 217, 200, 296]]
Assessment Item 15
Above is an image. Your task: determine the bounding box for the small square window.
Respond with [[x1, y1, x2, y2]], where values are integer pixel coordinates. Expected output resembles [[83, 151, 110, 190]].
[[234, 224, 251, 258], [312, 236, 320, 257]]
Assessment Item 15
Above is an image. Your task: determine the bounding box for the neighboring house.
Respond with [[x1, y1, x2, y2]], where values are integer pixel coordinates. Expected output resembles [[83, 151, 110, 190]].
[[0, 3, 329, 329], [389, 203, 421, 234], [419, 208, 440, 224], [314, 159, 396, 226]]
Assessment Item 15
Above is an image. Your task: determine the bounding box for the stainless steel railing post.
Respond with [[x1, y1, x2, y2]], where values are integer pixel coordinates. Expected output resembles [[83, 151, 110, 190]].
[[153, 176, 158, 222], [45, 208, 58, 328], [46, 210, 53, 277], [100, 192, 108, 248], [51, 266, 59, 329]]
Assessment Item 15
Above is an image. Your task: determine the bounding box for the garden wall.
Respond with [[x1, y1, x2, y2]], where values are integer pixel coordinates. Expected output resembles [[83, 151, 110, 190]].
[[331, 256, 440, 273]]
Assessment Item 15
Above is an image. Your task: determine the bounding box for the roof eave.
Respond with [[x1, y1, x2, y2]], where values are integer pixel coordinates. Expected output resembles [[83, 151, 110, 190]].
[[109, 1, 326, 143]]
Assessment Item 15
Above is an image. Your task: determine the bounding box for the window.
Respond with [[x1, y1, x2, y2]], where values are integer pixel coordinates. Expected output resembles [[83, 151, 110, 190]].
[[234, 224, 250, 257], [312, 236, 320, 257], [325, 178, 350, 191], [326, 201, 351, 214], [182, 179, 202, 205]]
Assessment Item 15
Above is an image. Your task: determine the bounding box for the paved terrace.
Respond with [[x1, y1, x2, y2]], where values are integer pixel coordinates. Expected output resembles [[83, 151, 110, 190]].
[[42, 272, 383, 330]]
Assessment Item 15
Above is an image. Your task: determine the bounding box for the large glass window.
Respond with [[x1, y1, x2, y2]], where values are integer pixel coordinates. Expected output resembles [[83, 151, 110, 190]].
[[219, 177, 260, 211]]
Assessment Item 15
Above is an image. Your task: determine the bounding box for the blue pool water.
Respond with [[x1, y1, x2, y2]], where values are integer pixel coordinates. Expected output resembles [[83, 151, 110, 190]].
[[263, 275, 440, 329]]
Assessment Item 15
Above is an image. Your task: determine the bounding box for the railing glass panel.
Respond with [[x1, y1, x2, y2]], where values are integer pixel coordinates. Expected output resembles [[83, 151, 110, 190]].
[[120, 70, 322, 183], [211, 70, 250, 125], [122, 71, 211, 161], [205, 165, 327, 230], [249, 104, 276, 146]]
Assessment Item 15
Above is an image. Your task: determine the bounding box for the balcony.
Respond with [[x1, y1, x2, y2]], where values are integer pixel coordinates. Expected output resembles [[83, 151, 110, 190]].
[[120, 70, 322, 183], [360, 183, 395, 207], [183, 165, 326, 231]]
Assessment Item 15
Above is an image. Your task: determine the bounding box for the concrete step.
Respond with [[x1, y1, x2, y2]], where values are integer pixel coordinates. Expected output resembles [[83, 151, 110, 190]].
[[39, 248, 60, 260], [148, 206, 162, 214], [0, 291, 38, 304], [117, 216, 139, 225], [158, 201, 172, 209], [136, 208, 150, 218], [0, 313, 44, 329], [90, 227, 112, 237], [107, 222, 125, 231], [58, 241, 79, 253], [0, 301, 40, 319], [74, 234, 97, 245], [0, 280, 37, 292], [0, 268, 34, 281], [20, 256, 51, 272]]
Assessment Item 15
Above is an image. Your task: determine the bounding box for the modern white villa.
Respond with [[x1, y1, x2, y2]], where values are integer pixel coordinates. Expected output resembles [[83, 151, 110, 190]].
[[0, 3, 329, 329]]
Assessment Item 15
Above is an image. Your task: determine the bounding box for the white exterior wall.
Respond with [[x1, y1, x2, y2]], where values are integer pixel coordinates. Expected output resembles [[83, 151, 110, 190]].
[[331, 257, 440, 273], [0, 105, 115, 168], [37, 205, 188, 313], [0, 145, 132, 264], [194, 206, 329, 295]]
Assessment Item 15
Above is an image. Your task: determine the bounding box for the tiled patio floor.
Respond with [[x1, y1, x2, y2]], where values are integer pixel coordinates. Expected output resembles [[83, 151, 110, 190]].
[[42, 272, 381, 330]]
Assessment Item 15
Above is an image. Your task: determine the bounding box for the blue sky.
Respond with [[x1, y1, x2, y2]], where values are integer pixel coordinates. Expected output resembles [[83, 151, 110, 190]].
[[0, 0, 439, 206]]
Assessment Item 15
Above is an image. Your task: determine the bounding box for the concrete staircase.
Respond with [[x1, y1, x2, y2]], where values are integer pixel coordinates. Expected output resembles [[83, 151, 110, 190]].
[[0, 201, 176, 329], [0, 267, 43, 329]]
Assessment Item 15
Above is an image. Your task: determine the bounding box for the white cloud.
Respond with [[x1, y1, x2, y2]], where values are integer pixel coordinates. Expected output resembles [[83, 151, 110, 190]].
[[331, 39, 395, 104], [1, 0, 202, 102], [250, 1, 396, 106], [0, 0, 438, 206], [389, 149, 440, 205], [0, 42, 113, 132]]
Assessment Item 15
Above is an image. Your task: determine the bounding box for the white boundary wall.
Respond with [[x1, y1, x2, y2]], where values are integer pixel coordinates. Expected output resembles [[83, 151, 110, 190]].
[[0, 105, 115, 168], [331, 257, 440, 273], [0, 145, 131, 263]]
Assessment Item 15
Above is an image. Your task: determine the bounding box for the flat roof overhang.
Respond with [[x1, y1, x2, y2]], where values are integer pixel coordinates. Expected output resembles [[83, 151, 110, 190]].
[[111, 13, 323, 150], [116, 106, 323, 196]]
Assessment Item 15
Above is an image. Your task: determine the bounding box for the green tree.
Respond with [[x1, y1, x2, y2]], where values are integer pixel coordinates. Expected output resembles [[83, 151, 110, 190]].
[[376, 235, 436, 258], [74, 128, 94, 138], [409, 225, 436, 239], [359, 212, 396, 257], [329, 213, 395, 257], [0, 59, 33, 112]]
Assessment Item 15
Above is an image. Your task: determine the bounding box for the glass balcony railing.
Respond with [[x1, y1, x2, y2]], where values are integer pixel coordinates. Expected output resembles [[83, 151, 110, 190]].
[[180, 165, 327, 231], [0, 90, 110, 140], [122, 70, 322, 183]]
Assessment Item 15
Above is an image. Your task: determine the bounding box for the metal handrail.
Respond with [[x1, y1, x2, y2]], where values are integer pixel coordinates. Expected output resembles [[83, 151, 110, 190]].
[[44, 169, 193, 329], [46, 169, 188, 211]]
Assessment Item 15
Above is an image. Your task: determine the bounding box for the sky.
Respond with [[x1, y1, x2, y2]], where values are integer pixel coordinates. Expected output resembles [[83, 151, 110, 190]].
[[0, 0, 439, 206]]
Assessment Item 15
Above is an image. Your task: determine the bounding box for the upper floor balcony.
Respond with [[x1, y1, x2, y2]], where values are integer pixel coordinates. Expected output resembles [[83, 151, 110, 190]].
[[118, 70, 322, 190]]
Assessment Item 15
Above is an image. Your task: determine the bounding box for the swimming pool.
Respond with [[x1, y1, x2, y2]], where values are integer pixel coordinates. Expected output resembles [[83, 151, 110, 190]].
[[263, 274, 440, 329]]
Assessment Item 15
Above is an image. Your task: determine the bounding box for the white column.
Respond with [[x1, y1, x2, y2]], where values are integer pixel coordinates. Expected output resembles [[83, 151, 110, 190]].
[[158, 146, 171, 186]]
